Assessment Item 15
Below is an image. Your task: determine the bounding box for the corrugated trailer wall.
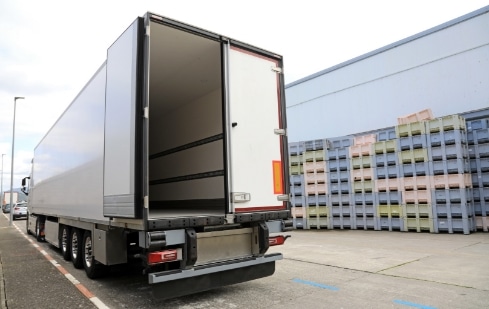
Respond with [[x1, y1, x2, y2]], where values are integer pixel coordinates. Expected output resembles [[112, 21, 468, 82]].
[[289, 108, 489, 234]]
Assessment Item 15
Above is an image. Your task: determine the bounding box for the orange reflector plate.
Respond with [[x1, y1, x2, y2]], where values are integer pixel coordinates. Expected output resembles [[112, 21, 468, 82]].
[[272, 160, 284, 194]]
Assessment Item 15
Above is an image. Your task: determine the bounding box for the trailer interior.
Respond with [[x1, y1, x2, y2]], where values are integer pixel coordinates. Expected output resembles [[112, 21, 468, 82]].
[[147, 21, 225, 219]]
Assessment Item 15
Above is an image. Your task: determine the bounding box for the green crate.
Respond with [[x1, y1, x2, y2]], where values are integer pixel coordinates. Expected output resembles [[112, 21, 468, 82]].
[[426, 115, 466, 133], [289, 155, 303, 166], [377, 205, 402, 217], [403, 218, 434, 232]]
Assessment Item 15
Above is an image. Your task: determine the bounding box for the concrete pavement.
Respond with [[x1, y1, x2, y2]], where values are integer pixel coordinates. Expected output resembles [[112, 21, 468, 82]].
[[0, 214, 96, 309]]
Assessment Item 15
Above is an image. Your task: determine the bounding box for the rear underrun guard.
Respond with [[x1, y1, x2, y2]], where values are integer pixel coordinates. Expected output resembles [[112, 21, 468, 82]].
[[149, 253, 282, 299]]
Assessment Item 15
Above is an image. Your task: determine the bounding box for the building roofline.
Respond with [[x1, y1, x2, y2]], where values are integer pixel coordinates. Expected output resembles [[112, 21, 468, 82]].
[[285, 5, 489, 89]]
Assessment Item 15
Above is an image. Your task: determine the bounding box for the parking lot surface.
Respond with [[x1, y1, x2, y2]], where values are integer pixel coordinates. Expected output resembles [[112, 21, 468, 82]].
[[1, 213, 488, 308]]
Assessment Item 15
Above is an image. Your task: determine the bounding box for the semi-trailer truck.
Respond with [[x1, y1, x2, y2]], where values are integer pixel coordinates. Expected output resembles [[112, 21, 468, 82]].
[[23, 12, 291, 298]]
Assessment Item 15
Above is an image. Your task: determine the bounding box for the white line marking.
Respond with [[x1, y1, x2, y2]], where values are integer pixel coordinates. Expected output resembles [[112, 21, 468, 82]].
[[65, 273, 80, 285]]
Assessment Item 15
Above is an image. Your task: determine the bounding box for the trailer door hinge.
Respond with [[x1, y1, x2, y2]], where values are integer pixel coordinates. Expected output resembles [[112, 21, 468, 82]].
[[146, 25, 150, 36], [231, 192, 251, 203], [277, 195, 289, 202], [143, 107, 149, 119], [274, 128, 286, 135], [271, 66, 282, 73]]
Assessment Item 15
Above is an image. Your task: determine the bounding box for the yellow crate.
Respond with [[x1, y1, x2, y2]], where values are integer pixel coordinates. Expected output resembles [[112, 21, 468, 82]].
[[377, 205, 402, 217]]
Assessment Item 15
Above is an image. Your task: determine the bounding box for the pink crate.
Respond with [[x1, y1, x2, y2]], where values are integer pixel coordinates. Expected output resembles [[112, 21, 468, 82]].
[[397, 109, 434, 125], [432, 174, 472, 189], [291, 207, 305, 218], [475, 216, 488, 232], [305, 183, 328, 195], [354, 134, 377, 146], [375, 178, 401, 192], [402, 190, 432, 204], [304, 161, 326, 173], [352, 168, 373, 181], [350, 144, 372, 157], [401, 176, 433, 190]]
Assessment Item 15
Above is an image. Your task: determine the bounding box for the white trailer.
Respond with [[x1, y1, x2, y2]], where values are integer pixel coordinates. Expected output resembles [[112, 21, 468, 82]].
[[23, 12, 291, 298]]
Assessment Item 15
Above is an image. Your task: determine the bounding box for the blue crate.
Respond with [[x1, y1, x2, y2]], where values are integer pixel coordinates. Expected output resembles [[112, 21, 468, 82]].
[[428, 144, 468, 161], [375, 165, 401, 179], [378, 217, 404, 231], [293, 218, 306, 229], [327, 147, 349, 160], [304, 139, 328, 151], [472, 187, 489, 203], [432, 202, 474, 219], [471, 172, 489, 188], [466, 119, 489, 131], [376, 127, 397, 141], [374, 152, 398, 167], [291, 184, 304, 196], [432, 188, 472, 204], [469, 158, 489, 173], [398, 134, 428, 151], [433, 217, 475, 234], [399, 162, 430, 177], [377, 191, 402, 205], [468, 143, 489, 159], [329, 182, 350, 195], [330, 193, 352, 206], [289, 142, 305, 156], [328, 158, 350, 172], [327, 136, 354, 149], [354, 204, 376, 217], [306, 194, 328, 206], [290, 174, 304, 186], [467, 128, 489, 145], [353, 192, 376, 206], [328, 170, 350, 183], [331, 205, 353, 217], [331, 216, 353, 229], [352, 216, 378, 230], [290, 195, 305, 207], [473, 200, 489, 216], [429, 159, 470, 175], [428, 129, 466, 147]]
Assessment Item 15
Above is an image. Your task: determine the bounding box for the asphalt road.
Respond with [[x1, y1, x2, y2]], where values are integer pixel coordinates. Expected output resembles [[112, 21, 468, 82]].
[[1, 214, 488, 309]]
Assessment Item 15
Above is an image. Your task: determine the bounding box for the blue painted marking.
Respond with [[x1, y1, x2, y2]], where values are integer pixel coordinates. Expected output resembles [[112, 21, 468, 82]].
[[292, 278, 339, 291], [393, 299, 438, 309]]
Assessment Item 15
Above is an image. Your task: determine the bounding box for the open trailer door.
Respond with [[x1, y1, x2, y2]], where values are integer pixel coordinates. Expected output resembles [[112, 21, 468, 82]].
[[224, 42, 287, 214]]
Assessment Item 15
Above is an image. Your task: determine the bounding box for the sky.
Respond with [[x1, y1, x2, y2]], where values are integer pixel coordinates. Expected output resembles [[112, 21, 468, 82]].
[[0, 0, 488, 192]]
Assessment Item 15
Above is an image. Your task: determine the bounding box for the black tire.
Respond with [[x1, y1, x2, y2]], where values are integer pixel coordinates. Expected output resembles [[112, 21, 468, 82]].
[[70, 228, 83, 269], [82, 231, 107, 279], [60, 225, 71, 261], [26, 214, 31, 235], [35, 217, 44, 242]]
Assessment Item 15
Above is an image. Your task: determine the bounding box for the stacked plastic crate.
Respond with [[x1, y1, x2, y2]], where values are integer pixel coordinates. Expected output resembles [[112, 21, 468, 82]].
[[350, 134, 377, 230], [289, 142, 306, 229], [395, 113, 433, 233], [373, 127, 401, 231], [327, 137, 353, 229], [467, 116, 489, 232], [426, 115, 475, 234], [303, 139, 329, 229]]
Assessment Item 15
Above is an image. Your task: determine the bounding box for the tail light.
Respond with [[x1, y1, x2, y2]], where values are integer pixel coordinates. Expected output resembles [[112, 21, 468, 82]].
[[148, 248, 182, 265], [269, 235, 290, 246]]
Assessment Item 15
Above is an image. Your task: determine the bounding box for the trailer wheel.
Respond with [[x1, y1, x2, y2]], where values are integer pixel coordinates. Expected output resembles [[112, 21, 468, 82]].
[[60, 226, 71, 261], [70, 228, 83, 269], [35, 217, 44, 242], [26, 214, 31, 235], [82, 231, 107, 279]]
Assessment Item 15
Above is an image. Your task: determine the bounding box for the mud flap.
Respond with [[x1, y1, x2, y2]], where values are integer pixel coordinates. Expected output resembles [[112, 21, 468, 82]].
[[151, 260, 276, 299]]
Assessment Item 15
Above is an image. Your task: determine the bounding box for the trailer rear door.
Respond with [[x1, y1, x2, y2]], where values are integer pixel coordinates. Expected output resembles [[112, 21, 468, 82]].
[[225, 44, 286, 213]]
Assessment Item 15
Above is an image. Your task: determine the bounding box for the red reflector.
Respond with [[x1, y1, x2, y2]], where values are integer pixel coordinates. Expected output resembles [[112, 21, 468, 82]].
[[148, 249, 179, 265], [269, 235, 286, 246]]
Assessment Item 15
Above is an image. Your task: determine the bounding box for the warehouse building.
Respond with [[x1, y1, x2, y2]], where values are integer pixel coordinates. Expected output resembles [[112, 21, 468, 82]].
[[285, 6, 489, 233], [285, 5, 489, 142]]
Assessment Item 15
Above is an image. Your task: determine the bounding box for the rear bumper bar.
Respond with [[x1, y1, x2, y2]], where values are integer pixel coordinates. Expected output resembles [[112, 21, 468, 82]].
[[149, 253, 282, 284], [149, 253, 282, 299]]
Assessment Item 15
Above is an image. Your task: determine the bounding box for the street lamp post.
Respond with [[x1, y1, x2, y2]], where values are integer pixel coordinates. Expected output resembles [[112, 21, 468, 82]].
[[9, 96, 24, 226], [1, 154, 5, 211]]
